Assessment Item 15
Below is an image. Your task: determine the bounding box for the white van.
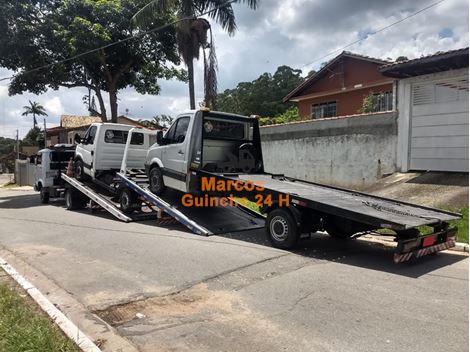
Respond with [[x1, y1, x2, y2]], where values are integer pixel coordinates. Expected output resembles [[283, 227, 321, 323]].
[[74, 123, 153, 182]]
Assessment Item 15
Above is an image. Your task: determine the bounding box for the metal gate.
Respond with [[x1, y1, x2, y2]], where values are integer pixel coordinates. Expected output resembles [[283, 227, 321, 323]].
[[410, 75, 469, 172]]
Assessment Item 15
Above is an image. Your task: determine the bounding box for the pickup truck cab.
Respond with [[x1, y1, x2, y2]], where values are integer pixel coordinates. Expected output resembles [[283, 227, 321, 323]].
[[74, 123, 152, 182], [145, 109, 263, 194]]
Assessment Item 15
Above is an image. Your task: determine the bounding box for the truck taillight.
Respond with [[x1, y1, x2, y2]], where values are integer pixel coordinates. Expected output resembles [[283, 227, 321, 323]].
[[422, 235, 436, 247]]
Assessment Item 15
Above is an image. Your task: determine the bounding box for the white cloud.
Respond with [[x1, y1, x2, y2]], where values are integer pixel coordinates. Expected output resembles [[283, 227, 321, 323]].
[[0, 0, 468, 138], [0, 86, 7, 98], [44, 96, 64, 116]]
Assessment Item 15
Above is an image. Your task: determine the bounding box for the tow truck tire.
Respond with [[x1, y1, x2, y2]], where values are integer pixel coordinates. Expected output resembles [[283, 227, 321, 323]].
[[74, 159, 85, 181], [40, 188, 49, 204], [120, 188, 138, 214], [266, 208, 299, 249], [65, 189, 87, 210], [149, 166, 166, 195]]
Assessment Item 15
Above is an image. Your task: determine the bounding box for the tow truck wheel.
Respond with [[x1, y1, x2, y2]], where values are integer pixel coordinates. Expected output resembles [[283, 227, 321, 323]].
[[120, 188, 138, 214], [149, 166, 166, 195], [65, 189, 87, 210], [266, 208, 299, 249], [40, 188, 49, 204]]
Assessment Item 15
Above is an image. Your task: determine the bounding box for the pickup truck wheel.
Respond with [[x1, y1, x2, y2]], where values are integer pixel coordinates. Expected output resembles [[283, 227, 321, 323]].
[[266, 208, 299, 249], [120, 188, 138, 214], [149, 166, 166, 195], [40, 188, 50, 204], [74, 159, 85, 181], [65, 189, 87, 210]]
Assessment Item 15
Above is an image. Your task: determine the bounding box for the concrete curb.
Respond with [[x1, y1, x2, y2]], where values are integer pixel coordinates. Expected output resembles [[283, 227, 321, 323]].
[[450, 242, 469, 253], [0, 256, 101, 352]]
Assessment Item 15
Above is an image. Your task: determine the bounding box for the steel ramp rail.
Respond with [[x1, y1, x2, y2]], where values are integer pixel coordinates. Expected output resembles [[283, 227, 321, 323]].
[[116, 173, 212, 236], [61, 173, 133, 222]]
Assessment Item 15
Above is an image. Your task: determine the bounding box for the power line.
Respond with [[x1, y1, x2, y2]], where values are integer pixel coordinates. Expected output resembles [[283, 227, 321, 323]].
[[299, 0, 447, 70], [0, 0, 238, 83]]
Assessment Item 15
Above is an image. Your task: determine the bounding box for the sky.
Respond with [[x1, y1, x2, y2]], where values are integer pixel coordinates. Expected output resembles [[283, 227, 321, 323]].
[[0, 0, 468, 139]]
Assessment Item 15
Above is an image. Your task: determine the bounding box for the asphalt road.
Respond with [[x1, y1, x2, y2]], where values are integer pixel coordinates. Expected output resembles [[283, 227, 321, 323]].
[[0, 188, 468, 352]]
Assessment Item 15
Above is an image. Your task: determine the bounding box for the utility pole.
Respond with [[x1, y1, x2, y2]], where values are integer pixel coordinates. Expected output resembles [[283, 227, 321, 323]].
[[16, 129, 19, 160], [14, 129, 18, 184], [43, 117, 47, 148]]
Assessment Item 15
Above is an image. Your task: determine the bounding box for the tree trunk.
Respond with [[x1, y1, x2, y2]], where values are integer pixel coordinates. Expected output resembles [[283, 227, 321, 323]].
[[188, 58, 196, 110], [109, 86, 118, 123], [94, 88, 107, 122]]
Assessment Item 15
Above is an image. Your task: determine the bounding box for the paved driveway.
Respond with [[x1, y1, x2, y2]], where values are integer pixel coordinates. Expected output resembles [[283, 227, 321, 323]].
[[0, 188, 467, 352]]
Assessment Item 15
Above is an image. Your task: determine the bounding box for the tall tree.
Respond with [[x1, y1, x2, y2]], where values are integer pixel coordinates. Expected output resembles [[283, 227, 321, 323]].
[[132, 0, 258, 110], [22, 101, 47, 128], [217, 65, 304, 117], [0, 0, 185, 122]]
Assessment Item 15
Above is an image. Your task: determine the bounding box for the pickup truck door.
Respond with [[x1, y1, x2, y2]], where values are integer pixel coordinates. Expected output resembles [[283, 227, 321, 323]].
[[162, 116, 190, 192], [80, 125, 97, 175]]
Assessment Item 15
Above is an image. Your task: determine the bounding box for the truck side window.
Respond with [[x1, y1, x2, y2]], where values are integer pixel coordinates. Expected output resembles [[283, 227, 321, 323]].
[[173, 117, 190, 144], [84, 126, 97, 144]]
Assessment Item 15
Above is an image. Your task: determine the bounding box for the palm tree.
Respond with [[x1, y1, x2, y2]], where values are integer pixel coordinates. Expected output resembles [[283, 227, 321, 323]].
[[132, 0, 258, 110], [22, 100, 48, 128]]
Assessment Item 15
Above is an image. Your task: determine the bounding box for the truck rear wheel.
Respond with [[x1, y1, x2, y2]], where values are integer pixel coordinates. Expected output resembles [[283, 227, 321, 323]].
[[266, 208, 299, 249], [120, 188, 139, 214], [74, 159, 85, 181], [149, 166, 166, 195], [65, 189, 87, 210], [40, 188, 49, 204]]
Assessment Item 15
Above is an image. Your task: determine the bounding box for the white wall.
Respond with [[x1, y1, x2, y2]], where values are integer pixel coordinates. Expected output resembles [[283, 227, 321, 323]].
[[260, 112, 397, 190]]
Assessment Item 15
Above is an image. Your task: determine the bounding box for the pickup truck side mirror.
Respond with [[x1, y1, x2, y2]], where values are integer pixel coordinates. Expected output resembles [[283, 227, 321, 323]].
[[74, 133, 82, 144], [156, 131, 164, 145]]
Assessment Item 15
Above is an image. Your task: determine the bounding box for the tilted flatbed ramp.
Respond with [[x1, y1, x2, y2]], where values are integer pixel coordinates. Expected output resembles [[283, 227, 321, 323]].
[[208, 173, 461, 230], [61, 173, 133, 222], [158, 189, 265, 235], [116, 173, 264, 236]]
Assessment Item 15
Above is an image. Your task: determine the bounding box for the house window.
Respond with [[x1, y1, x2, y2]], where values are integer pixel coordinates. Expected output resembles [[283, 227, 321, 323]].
[[311, 102, 337, 119], [375, 91, 393, 111]]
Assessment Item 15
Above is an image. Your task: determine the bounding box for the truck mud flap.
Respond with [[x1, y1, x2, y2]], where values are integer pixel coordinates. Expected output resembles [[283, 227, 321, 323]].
[[394, 228, 457, 263]]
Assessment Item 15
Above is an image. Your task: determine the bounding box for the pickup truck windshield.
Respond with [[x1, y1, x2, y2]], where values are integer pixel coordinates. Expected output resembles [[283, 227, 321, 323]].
[[203, 117, 252, 141]]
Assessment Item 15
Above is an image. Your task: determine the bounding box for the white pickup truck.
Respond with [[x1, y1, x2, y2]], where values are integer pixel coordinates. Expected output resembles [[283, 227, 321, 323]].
[[145, 109, 262, 194], [74, 123, 153, 183]]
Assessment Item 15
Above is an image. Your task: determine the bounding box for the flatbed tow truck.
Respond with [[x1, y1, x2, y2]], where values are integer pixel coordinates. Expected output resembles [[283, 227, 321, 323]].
[[56, 110, 461, 263]]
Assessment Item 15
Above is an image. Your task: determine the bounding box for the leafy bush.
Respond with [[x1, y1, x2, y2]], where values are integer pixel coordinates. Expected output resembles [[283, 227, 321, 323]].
[[359, 92, 380, 114], [259, 106, 301, 126]]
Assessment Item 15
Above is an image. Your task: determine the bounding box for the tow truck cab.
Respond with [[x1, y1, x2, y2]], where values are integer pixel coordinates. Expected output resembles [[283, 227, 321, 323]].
[[33, 144, 76, 203], [145, 110, 263, 194]]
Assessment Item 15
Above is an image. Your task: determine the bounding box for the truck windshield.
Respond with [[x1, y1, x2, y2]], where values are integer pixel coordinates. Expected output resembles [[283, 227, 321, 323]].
[[49, 151, 75, 170], [203, 117, 252, 141]]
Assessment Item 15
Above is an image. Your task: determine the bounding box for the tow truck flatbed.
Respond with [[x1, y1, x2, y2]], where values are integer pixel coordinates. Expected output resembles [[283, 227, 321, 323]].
[[206, 172, 460, 231]]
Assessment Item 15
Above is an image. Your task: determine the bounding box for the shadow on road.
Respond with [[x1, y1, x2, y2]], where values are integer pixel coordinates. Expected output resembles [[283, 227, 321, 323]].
[[1, 190, 466, 278], [0, 192, 56, 209], [217, 228, 467, 279]]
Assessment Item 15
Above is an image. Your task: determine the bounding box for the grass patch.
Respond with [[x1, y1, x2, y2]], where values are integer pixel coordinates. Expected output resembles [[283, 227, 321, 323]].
[[0, 283, 80, 352], [231, 197, 263, 214], [0, 182, 18, 188], [449, 206, 468, 244]]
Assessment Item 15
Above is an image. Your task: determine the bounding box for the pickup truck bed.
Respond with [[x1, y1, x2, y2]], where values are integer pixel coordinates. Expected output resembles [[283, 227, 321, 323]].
[[209, 173, 461, 231]]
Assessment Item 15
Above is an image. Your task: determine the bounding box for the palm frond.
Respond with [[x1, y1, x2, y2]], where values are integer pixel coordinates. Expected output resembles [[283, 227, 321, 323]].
[[201, 0, 237, 34], [132, 0, 177, 27]]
